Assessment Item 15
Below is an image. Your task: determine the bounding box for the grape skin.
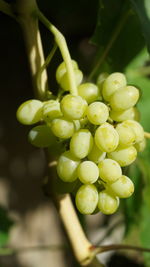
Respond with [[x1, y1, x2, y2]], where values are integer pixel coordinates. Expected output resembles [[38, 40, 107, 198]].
[[60, 69, 83, 91], [78, 83, 100, 104], [107, 146, 137, 167], [110, 86, 139, 111], [42, 100, 62, 122], [123, 120, 144, 143], [57, 151, 80, 182], [94, 122, 119, 152], [16, 99, 43, 125], [28, 125, 57, 148], [87, 102, 109, 125], [98, 190, 119, 215], [60, 94, 87, 120], [75, 184, 98, 214], [98, 159, 122, 183], [109, 107, 136, 122], [77, 161, 99, 184], [56, 60, 78, 83], [51, 117, 74, 139], [107, 175, 134, 198], [70, 129, 93, 159], [116, 122, 136, 147], [102, 72, 126, 101]]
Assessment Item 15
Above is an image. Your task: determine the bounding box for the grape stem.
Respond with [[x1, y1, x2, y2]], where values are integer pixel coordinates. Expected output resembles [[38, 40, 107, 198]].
[[35, 9, 78, 96], [144, 131, 150, 139]]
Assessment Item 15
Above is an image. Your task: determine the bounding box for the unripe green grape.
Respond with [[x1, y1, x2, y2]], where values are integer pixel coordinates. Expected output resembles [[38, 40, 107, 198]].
[[94, 122, 119, 152], [16, 99, 43, 125], [57, 151, 80, 182], [88, 142, 106, 164], [108, 175, 134, 198], [109, 107, 136, 122], [70, 129, 93, 159], [98, 159, 122, 183], [116, 122, 135, 147], [97, 72, 109, 92], [59, 69, 83, 91], [107, 146, 137, 167], [42, 100, 62, 122], [56, 60, 78, 83], [102, 72, 126, 101], [51, 117, 74, 139], [98, 190, 119, 215], [110, 86, 139, 111], [134, 138, 146, 152], [75, 184, 98, 214], [78, 83, 100, 104], [28, 125, 57, 148], [77, 161, 99, 184], [60, 94, 87, 120], [87, 102, 109, 125], [123, 120, 144, 143]]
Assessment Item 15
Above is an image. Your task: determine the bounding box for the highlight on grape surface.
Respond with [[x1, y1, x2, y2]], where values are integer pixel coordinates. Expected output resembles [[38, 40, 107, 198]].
[[16, 61, 145, 215]]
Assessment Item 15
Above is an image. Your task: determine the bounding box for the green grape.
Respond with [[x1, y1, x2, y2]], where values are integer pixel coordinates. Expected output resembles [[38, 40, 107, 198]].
[[116, 122, 135, 147], [107, 146, 137, 167], [56, 60, 78, 83], [109, 107, 136, 122], [16, 99, 43, 125], [57, 151, 80, 182], [110, 86, 139, 111], [98, 190, 119, 215], [70, 129, 93, 159], [102, 72, 126, 101], [88, 142, 106, 164], [77, 83, 100, 104], [75, 184, 98, 214], [87, 102, 109, 125], [42, 100, 62, 122], [59, 69, 83, 91], [60, 94, 87, 120], [77, 161, 99, 184], [98, 159, 122, 183], [123, 120, 144, 143], [94, 122, 119, 152], [51, 117, 74, 139], [108, 175, 134, 198], [28, 125, 57, 148], [97, 72, 109, 92], [135, 138, 146, 152]]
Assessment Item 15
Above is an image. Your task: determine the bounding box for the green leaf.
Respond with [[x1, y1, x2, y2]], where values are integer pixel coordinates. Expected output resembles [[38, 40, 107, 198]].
[[0, 207, 13, 247], [130, 0, 150, 53]]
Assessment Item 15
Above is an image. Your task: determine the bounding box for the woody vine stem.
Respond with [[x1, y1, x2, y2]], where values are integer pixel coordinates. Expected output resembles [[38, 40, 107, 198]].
[[1, 0, 150, 266]]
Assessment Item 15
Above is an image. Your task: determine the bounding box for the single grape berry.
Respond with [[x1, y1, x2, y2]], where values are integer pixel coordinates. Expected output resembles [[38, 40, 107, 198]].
[[70, 129, 93, 159], [107, 175, 134, 198], [87, 102, 109, 125], [77, 161, 99, 184], [75, 184, 98, 214], [110, 107, 136, 122], [102, 72, 126, 101], [123, 120, 144, 143], [107, 146, 137, 167], [56, 60, 78, 83], [16, 99, 43, 125], [42, 100, 62, 122], [110, 86, 139, 111], [98, 190, 119, 215], [57, 151, 80, 182], [78, 83, 100, 104], [51, 117, 74, 139], [88, 142, 106, 164], [116, 122, 136, 147], [94, 122, 119, 152], [60, 94, 87, 120], [98, 159, 122, 183], [59, 69, 83, 91]]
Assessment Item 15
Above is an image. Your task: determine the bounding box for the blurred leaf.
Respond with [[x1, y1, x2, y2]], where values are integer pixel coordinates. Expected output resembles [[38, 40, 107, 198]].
[[130, 0, 150, 53]]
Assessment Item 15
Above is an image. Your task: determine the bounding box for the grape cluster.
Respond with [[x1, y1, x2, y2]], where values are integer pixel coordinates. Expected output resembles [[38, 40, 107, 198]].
[[16, 60, 145, 215]]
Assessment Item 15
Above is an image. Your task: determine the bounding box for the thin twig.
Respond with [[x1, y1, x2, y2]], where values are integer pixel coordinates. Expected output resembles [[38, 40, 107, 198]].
[[93, 244, 150, 255], [144, 131, 150, 139]]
